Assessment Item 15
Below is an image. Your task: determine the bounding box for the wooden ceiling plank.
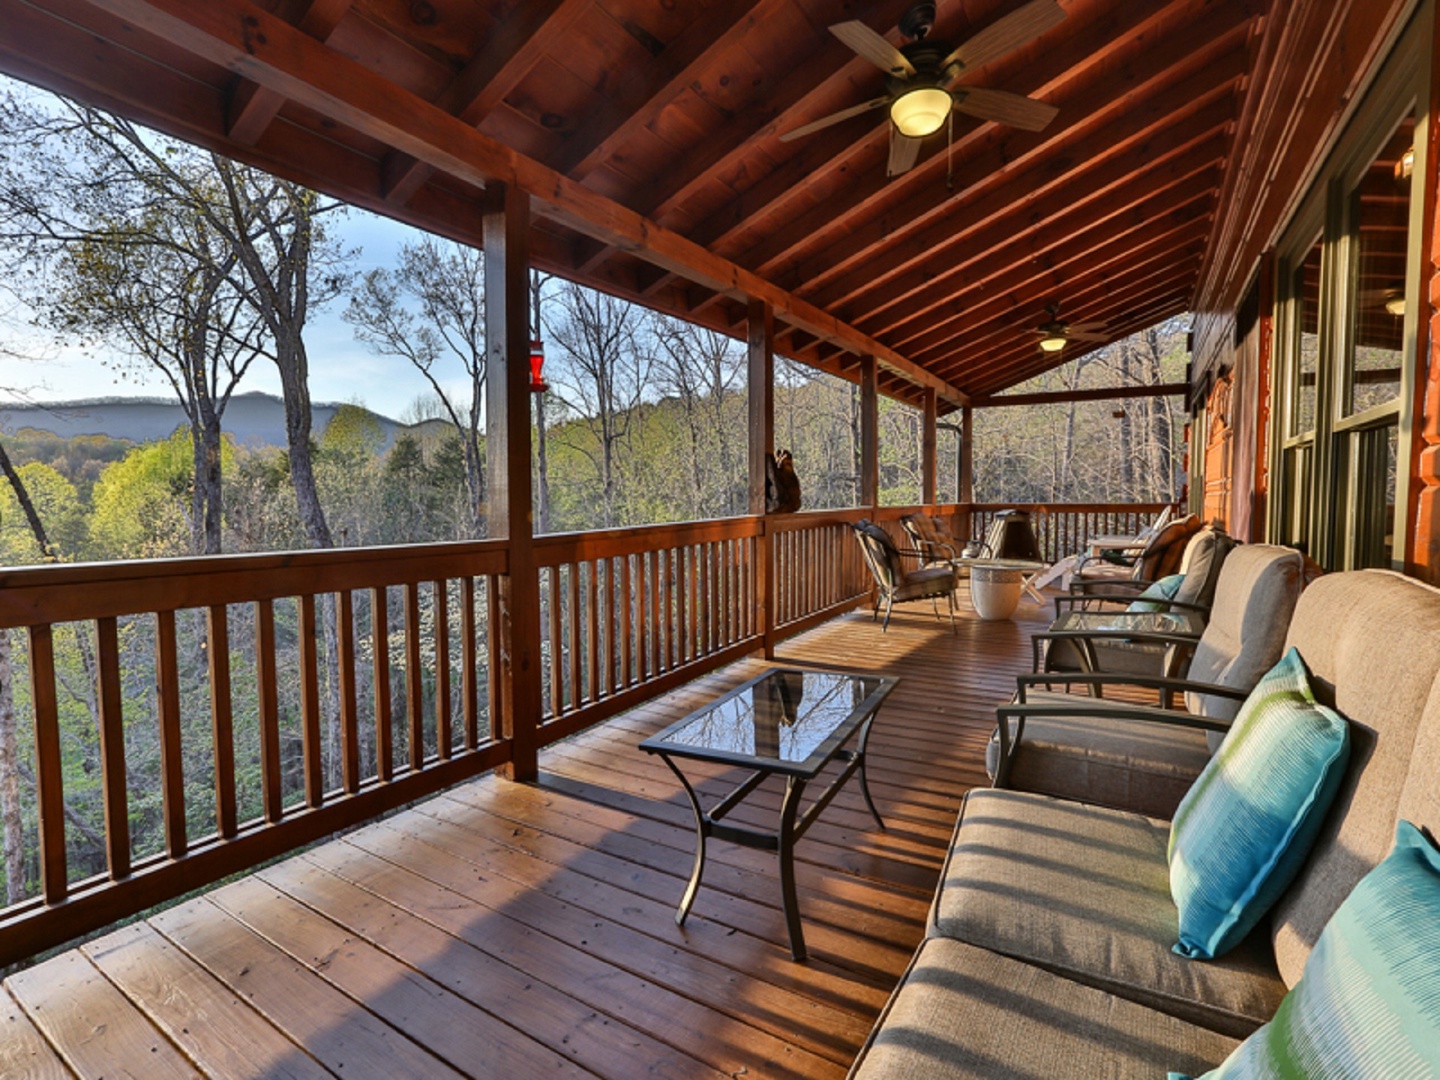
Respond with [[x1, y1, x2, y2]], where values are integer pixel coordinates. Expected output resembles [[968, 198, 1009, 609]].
[[823, 105, 1234, 320], [756, 19, 1253, 296], [76, 0, 964, 405], [634, 1, 920, 223], [226, 0, 352, 145], [555, 0, 771, 181], [874, 170, 1220, 347], [381, 0, 585, 205], [687, 0, 1183, 264], [916, 234, 1208, 370], [703, 0, 1253, 277]]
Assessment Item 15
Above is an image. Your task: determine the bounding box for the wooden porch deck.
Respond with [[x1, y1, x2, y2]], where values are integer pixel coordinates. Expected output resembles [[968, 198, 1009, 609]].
[[1, 589, 1053, 1080]]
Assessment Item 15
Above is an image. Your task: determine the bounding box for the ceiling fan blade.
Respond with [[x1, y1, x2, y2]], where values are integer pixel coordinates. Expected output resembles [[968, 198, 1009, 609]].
[[1068, 330, 1109, 342], [779, 96, 890, 142], [887, 131, 922, 177], [944, 0, 1067, 72], [830, 21, 916, 76], [1067, 321, 1108, 332], [953, 86, 1058, 131]]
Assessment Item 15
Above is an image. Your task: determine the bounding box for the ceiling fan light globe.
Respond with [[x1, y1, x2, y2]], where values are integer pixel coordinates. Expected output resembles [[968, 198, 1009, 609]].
[[1385, 295, 1406, 316], [890, 86, 951, 137], [1038, 334, 1067, 353]]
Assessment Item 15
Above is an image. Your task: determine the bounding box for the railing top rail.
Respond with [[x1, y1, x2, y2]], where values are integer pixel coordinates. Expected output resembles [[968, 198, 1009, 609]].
[[966, 502, 1174, 513], [0, 539, 509, 628], [533, 516, 762, 563]]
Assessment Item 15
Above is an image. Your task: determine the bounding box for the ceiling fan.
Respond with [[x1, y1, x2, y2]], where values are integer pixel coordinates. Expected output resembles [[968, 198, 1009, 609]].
[[779, 0, 1065, 178], [1030, 306, 1108, 353]]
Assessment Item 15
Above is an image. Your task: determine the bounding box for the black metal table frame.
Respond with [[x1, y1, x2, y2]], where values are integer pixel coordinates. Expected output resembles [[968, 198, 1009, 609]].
[[639, 667, 896, 961]]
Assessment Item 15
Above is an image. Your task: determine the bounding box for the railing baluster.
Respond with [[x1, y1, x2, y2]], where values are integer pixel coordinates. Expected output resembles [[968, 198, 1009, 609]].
[[567, 563, 582, 708], [154, 610, 186, 857], [485, 576, 502, 741], [28, 624, 66, 905], [204, 606, 237, 840], [404, 581, 423, 770], [462, 577, 478, 752], [370, 587, 393, 783], [255, 600, 283, 820], [587, 561, 600, 704], [337, 590, 361, 794], [657, 549, 669, 673], [434, 580, 452, 761], [620, 555, 633, 690], [546, 566, 562, 715], [298, 595, 323, 807], [95, 616, 131, 874]]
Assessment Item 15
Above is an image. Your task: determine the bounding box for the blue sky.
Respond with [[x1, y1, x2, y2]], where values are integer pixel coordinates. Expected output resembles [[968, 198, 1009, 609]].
[[0, 75, 488, 422]]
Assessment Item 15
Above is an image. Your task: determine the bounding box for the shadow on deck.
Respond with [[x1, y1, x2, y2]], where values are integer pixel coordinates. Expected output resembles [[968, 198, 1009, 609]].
[[1, 586, 1054, 1079]]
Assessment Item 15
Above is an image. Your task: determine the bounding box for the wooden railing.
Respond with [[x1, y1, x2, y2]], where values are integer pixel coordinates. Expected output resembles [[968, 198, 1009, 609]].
[[965, 502, 1172, 565], [0, 500, 1165, 966]]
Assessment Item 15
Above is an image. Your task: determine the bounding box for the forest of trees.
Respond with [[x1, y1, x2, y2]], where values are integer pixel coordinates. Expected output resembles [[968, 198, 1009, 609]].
[[0, 80, 1186, 920]]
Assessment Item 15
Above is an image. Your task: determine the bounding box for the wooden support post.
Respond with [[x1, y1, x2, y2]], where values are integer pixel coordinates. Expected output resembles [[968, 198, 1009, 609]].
[[485, 182, 543, 782], [860, 355, 879, 509], [749, 298, 776, 657], [959, 404, 975, 505], [922, 387, 937, 507]]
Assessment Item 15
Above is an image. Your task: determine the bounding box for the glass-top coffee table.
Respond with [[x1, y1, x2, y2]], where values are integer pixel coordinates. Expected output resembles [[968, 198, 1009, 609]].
[[639, 666, 897, 961]]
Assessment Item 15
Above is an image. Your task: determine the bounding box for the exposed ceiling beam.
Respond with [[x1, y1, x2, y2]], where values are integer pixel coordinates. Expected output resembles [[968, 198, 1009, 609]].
[[973, 382, 1189, 407], [716, 0, 1236, 281], [874, 175, 1219, 347], [553, 0, 770, 181], [826, 102, 1235, 321], [80, 0, 965, 406], [226, 0, 351, 145], [760, 18, 1252, 297], [381, 0, 585, 206]]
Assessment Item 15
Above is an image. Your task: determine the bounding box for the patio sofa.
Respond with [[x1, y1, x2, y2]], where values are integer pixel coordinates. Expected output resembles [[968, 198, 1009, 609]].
[[849, 569, 1440, 1078]]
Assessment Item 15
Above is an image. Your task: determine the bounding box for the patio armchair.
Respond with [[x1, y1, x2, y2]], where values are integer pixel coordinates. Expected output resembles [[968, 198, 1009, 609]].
[[1037, 525, 1238, 677], [988, 543, 1307, 818], [851, 519, 957, 632], [1069, 512, 1201, 591]]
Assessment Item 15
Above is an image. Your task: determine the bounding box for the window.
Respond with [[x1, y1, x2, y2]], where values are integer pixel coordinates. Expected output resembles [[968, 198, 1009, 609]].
[[1270, 13, 1429, 570]]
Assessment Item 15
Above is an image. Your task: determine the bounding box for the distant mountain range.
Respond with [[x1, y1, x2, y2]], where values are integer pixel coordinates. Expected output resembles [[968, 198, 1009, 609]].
[[0, 391, 422, 448]]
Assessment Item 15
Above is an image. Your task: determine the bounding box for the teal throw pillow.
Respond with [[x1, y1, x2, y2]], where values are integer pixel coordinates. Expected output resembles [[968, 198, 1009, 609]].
[[1168, 647, 1349, 959], [1127, 573, 1185, 613], [1170, 820, 1440, 1079]]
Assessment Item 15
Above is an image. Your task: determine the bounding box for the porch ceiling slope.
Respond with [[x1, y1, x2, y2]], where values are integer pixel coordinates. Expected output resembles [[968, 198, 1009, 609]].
[[0, 0, 1266, 401]]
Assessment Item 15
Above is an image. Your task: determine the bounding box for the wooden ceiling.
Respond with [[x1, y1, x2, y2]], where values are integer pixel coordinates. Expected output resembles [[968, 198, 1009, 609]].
[[0, 0, 1268, 408]]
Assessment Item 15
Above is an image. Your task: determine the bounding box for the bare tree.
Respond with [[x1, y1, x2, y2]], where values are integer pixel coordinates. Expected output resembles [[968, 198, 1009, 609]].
[[544, 283, 651, 528], [345, 237, 487, 537]]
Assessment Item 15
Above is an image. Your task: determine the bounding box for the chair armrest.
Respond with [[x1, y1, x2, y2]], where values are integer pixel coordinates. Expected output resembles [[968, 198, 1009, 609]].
[[996, 701, 1231, 734], [1015, 671, 1250, 703]]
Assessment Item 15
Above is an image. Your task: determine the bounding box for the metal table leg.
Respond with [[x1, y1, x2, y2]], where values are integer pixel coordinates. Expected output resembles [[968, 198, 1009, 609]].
[[658, 754, 708, 926], [777, 775, 808, 961]]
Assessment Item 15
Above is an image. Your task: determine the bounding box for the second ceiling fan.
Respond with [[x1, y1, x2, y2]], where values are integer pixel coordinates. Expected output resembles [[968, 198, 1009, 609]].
[[781, 0, 1066, 177]]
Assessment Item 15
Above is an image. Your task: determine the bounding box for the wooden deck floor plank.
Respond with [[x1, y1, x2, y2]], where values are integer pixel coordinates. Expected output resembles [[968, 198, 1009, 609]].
[[5, 951, 200, 1079], [80, 922, 331, 1080], [439, 782, 925, 955], [541, 736, 956, 865], [411, 792, 910, 992], [206, 875, 598, 1080], [252, 855, 729, 1080], [348, 812, 874, 1061], [0, 987, 74, 1080], [301, 838, 843, 1078], [150, 896, 468, 1080], [529, 771, 935, 921], [538, 747, 943, 892]]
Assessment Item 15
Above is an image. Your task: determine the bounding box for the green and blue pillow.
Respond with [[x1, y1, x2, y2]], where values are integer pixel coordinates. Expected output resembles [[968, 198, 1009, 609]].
[[1172, 820, 1440, 1079], [1126, 572, 1185, 613], [1168, 647, 1349, 959]]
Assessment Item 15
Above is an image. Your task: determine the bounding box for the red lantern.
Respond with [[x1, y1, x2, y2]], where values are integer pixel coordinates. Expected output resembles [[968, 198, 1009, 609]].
[[528, 339, 548, 393]]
